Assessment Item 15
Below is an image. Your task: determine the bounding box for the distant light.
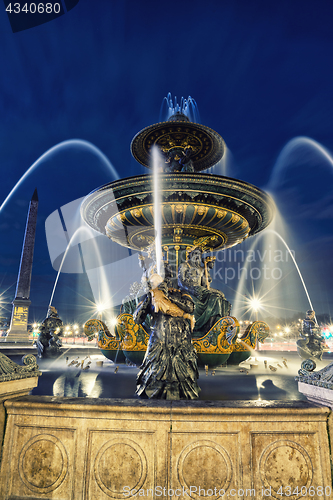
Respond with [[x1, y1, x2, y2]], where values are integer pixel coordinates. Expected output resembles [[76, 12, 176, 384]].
[[96, 303, 106, 313], [110, 317, 118, 326], [249, 297, 262, 312], [284, 327, 291, 333]]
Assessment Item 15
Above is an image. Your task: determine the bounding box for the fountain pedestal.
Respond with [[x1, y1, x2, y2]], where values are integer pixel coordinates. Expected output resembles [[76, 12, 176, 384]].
[[0, 397, 331, 499]]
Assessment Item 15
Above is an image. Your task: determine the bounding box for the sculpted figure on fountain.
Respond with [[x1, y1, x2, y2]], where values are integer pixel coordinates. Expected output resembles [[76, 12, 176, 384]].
[[162, 146, 195, 172], [178, 246, 231, 338], [36, 306, 63, 358], [134, 270, 200, 400], [296, 310, 325, 361]]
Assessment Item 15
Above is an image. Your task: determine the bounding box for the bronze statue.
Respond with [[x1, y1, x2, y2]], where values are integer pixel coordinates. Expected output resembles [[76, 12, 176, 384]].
[[178, 246, 231, 338], [163, 146, 195, 172], [36, 306, 63, 358], [134, 272, 200, 399], [296, 310, 325, 361]]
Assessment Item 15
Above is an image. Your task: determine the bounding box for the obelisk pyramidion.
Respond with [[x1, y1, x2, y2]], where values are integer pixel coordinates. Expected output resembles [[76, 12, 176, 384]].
[[6, 189, 38, 342]]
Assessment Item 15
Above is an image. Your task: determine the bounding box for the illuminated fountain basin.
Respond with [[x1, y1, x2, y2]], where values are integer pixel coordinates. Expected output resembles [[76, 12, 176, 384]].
[[81, 173, 274, 265]]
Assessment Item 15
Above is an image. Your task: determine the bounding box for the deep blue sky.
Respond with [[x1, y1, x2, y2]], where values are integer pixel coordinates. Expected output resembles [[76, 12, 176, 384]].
[[0, 0, 332, 324]]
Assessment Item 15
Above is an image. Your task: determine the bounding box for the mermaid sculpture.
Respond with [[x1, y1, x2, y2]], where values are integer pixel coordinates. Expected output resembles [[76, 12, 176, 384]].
[[134, 271, 200, 400]]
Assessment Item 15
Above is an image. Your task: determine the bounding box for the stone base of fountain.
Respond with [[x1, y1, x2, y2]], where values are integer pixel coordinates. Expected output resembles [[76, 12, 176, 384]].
[[0, 396, 331, 499]]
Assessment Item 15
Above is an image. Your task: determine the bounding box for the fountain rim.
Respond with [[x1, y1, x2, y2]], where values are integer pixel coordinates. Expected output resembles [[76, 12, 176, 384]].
[[83, 172, 274, 199]]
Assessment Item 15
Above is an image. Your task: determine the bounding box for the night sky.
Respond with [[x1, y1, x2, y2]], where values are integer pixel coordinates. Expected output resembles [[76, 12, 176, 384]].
[[0, 0, 332, 325]]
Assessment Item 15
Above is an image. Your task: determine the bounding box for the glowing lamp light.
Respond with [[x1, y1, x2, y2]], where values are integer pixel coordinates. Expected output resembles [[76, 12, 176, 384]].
[[249, 297, 262, 312], [96, 303, 106, 313]]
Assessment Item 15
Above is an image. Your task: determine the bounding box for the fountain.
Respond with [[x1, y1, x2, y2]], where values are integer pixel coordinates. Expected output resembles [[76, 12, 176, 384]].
[[1, 100, 332, 498], [81, 102, 275, 380]]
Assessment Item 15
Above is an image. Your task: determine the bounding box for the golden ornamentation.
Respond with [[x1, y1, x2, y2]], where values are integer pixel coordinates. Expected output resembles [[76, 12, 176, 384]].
[[231, 321, 270, 351], [217, 209, 227, 218], [192, 235, 219, 252], [163, 245, 169, 262], [173, 228, 183, 243], [105, 196, 253, 251], [193, 316, 240, 354], [84, 319, 121, 351], [132, 208, 142, 218], [116, 313, 149, 352]]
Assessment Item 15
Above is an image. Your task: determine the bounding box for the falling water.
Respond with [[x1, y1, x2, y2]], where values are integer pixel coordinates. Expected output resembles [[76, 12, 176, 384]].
[[207, 146, 232, 177], [152, 146, 163, 276], [267, 230, 314, 311], [232, 222, 315, 321], [0, 139, 119, 213], [48, 223, 113, 317], [267, 136, 333, 191]]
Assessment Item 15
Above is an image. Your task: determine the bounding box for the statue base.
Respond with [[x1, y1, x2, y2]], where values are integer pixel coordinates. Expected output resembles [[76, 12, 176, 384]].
[[0, 397, 331, 498]]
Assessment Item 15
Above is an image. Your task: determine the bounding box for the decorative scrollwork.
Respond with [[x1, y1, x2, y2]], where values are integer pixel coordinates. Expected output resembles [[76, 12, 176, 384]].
[[0, 352, 41, 382], [115, 313, 149, 352], [297, 358, 318, 378], [301, 359, 316, 372], [193, 316, 239, 354], [233, 321, 270, 351], [83, 319, 119, 350]]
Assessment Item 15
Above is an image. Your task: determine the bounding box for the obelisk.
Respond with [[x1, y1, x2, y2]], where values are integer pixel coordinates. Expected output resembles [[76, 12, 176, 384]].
[[6, 189, 38, 342]]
